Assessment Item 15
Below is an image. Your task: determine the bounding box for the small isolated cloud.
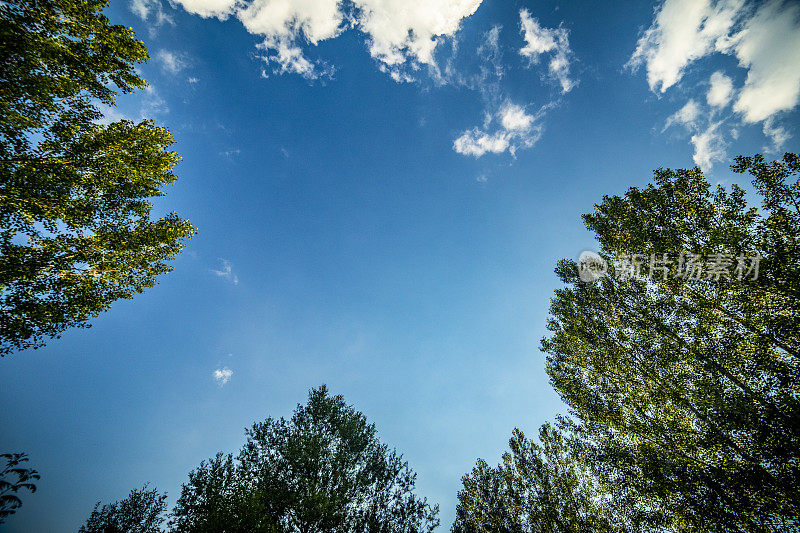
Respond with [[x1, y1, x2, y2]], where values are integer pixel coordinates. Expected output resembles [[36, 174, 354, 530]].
[[213, 367, 233, 385], [476, 174, 488, 183], [519, 9, 575, 93], [454, 102, 543, 157], [663, 99, 701, 131], [211, 258, 239, 285], [188, 76, 199, 84], [706, 71, 734, 108], [691, 122, 727, 171], [220, 148, 241, 158], [156, 50, 189, 75]]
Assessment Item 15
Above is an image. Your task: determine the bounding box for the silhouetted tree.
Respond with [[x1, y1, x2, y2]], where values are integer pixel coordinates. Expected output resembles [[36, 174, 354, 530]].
[[0, 452, 39, 524], [79, 484, 167, 533]]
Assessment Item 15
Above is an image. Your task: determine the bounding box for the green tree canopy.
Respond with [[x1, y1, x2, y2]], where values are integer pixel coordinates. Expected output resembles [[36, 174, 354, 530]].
[[452, 420, 640, 533], [79, 484, 168, 533], [170, 385, 439, 533], [542, 153, 800, 531], [0, 0, 194, 356]]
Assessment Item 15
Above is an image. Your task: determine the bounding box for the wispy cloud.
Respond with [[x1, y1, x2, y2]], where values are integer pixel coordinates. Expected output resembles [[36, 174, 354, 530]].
[[130, 0, 174, 29], [519, 9, 575, 93], [156, 50, 190, 75], [213, 367, 233, 385], [211, 258, 239, 285]]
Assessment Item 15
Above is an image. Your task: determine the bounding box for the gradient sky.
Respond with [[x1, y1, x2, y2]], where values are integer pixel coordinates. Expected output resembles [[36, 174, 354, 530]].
[[2, 0, 800, 530]]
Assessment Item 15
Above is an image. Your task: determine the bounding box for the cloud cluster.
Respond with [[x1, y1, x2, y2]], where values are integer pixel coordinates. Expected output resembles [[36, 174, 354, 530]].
[[168, 0, 482, 81], [453, 103, 542, 157], [519, 9, 575, 93], [629, 0, 799, 168]]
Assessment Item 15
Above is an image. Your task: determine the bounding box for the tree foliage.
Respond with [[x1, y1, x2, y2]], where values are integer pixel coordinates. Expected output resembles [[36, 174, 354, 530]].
[[0, 0, 195, 356], [542, 153, 800, 531], [170, 386, 439, 533], [0, 452, 39, 524], [452, 420, 639, 533], [79, 484, 168, 533]]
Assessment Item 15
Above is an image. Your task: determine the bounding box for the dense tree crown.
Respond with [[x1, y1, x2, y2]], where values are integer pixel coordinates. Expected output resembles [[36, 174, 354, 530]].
[[167, 386, 438, 532], [0, 0, 194, 356], [542, 153, 800, 531], [452, 420, 639, 533]]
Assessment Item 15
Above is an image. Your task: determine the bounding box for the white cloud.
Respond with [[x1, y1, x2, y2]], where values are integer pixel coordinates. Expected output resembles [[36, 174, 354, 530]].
[[500, 102, 535, 131], [211, 258, 239, 285], [706, 71, 734, 107], [213, 367, 233, 385], [730, 0, 800, 123], [663, 99, 701, 130], [173, 0, 239, 18], [354, 0, 482, 78], [519, 9, 575, 92], [631, 0, 800, 167], [188, 76, 199, 84], [691, 122, 727, 171], [453, 129, 510, 157], [172, 0, 483, 82], [762, 117, 791, 152], [454, 102, 542, 157], [155, 50, 189, 75], [627, 0, 745, 93], [238, 0, 342, 80]]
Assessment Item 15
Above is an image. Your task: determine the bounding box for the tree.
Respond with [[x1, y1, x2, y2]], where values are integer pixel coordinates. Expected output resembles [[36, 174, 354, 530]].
[[452, 420, 639, 533], [79, 484, 168, 533], [542, 153, 800, 531], [0, 0, 195, 356], [170, 386, 440, 533], [0, 452, 39, 524]]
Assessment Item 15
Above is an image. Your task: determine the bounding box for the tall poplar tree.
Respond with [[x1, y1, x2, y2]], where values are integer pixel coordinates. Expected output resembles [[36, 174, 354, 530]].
[[0, 0, 195, 356], [542, 154, 800, 531]]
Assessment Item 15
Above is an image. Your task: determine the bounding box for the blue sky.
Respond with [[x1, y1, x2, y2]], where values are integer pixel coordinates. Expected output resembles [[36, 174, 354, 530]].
[[2, 0, 800, 530]]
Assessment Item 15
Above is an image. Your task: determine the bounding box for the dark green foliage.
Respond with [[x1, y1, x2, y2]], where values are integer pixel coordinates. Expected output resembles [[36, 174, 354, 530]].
[[79, 484, 168, 533], [542, 153, 800, 531], [0, 452, 39, 524], [170, 386, 439, 533], [452, 420, 638, 533], [0, 0, 195, 356]]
